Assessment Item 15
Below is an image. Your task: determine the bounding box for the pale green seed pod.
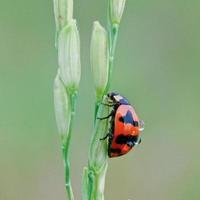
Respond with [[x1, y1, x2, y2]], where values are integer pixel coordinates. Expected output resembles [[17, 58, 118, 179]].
[[53, 0, 73, 32], [58, 20, 81, 93], [110, 0, 126, 24], [90, 21, 109, 97], [89, 96, 109, 171], [54, 70, 71, 140]]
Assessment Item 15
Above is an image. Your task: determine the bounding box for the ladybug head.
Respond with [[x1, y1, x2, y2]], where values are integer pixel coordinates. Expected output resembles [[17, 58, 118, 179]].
[[107, 92, 118, 99], [107, 92, 129, 105]]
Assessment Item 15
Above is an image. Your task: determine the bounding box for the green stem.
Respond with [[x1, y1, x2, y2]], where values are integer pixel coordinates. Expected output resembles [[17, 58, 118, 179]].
[[87, 163, 108, 200], [62, 91, 77, 200], [105, 23, 119, 94]]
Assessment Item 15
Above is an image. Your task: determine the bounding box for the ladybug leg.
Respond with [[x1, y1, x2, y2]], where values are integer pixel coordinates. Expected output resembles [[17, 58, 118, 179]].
[[100, 133, 109, 140], [101, 102, 116, 107], [97, 110, 115, 120], [100, 133, 110, 140]]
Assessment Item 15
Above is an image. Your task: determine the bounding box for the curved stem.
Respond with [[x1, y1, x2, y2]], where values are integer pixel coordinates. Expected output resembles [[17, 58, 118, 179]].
[[62, 92, 77, 200]]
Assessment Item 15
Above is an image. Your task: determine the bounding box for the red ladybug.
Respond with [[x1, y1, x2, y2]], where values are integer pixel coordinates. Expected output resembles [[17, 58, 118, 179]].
[[99, 92, 144, 158]]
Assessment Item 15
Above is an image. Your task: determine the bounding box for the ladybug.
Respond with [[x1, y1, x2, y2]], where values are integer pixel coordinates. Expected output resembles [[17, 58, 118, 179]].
[[99, 92, 144, 158]]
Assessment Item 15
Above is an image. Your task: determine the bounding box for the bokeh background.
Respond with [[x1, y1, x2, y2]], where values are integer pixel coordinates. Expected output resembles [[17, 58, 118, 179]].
[[0, 0, 200, 199]]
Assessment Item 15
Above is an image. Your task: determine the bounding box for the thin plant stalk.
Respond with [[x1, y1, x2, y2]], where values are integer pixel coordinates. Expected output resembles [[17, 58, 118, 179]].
[[53, 1, 81, 199], [62, 91, 77, 200], [105, 23, 119, 95]]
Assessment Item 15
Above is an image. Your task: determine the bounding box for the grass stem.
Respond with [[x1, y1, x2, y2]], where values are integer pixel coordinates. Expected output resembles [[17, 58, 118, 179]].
[[62, 92, 77, 200], [106, 24, 119, 94]]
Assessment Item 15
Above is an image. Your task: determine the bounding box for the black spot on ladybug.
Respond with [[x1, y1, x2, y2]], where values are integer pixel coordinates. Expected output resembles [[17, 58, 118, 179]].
[[116, 134, 138, 147], [115, 135, 126, 144], [110, 148, 121, 154], [119, 111, 139, 127], [119, 116, 124, 123], [134, 121, 139, 127]]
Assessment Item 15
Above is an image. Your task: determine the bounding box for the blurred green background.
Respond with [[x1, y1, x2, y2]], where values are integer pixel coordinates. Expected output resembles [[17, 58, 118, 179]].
[[0, 0, 200, 199]]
